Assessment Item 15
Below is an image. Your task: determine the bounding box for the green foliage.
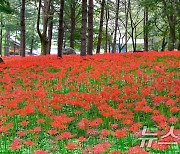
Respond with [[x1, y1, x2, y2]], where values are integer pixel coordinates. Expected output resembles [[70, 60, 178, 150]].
[[0, 0, 14, 14]]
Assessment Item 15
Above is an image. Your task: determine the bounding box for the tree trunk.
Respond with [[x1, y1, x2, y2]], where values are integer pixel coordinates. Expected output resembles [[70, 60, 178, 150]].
[[14, 30, 17, 56], [20, 0, 26, 57], [162, 0, 176, 50], [30, 36, 34, 55], [4, 28, 10, 56], [87, 0, 94, 55], [161, 37, 167, 51], [105, 1, 109, 53], [112, 0, 120, 53], [57, 0, 64, 58], [0, 15, 2, 56], [129, 1, 136, 52], [47, 1, 54, 55], [70, 0, 76, 49], [37, 0, 52, 55], [81, 0, 87, 56], [96, 0, 105, 54], [125, 0, 130, 52], [144, 6, 148, 51], [63, 29, 66, 48]]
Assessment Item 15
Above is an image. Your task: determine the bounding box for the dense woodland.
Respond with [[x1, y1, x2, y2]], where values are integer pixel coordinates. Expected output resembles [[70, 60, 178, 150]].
[[0, 0, 179, 57]]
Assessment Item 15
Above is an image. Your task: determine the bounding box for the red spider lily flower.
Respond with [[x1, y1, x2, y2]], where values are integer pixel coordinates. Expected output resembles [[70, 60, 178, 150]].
[[51, 114, 75, 124], [92, 142, 111, 154], [89, 118, 103, 127], [113, 129, 127, 138], [151, 115, 166, 123], [142, 106, 153, 113], [77, 136, 86, 142], [47, 129, 58, 135], [50, 122, 67, 130], [0, 122, 13, 133], [9, 138, 22, 151], [20, 120, 29, 126], [74, 110, 83, 115], [129, 123, 141, 133], [17, 130, 26, 137], [60, 132, 74, 139], [86, 129, 100, 136], [165, 99, 176, 106], [170, 107, 179, 113], [123, 119, 133, 125], [110, 151, 121, 154], [78, 118, 89, 129], [37, 118, 46, 124], [65, 142, 77, 150], [110, 123, 119, 129], [101, 129, 109, 137], [35, 150, 49, 154], [29, 127, 41, 133], [151, 142, 169, 151], [168, 117, 178, 123], [0, 126, 8, 133], [128, 146, 149, 154], [24, 139, 34, 146]]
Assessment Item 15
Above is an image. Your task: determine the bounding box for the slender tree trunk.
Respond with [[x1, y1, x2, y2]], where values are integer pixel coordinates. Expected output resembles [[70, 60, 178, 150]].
[[105, 1, 109, 53], [129, 1, 136, 52], [30, 36, 34, 55], [4, 28, 10, 56], [125, 0, 129, 52], [81, 0, 87, 56], [96, 0, 105, 54], [0, 15, 2, 56], [47, 1, 54, 55], [63, 29, 66, 48], [112, 0, 120, 53], [161, 37, 167, 51], [135, 27, 137, 51], [20, 0, 26, 57], [144, 6, 148, 51], [70, 0, 76, 49], [58, 0, 64, 58], [14, 30, 17, 56], [87, 0, 94, 55]]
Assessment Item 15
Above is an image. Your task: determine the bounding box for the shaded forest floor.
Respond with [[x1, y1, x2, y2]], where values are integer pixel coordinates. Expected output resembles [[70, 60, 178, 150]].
[[0, 51, 179, 153]]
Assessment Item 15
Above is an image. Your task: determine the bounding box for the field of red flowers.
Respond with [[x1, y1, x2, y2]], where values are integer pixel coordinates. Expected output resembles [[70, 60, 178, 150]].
[[0, 51, 179, 154]]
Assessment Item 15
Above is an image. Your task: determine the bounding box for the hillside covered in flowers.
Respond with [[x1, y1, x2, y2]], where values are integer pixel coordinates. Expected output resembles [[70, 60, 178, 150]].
[[0, 51, 179, 153]]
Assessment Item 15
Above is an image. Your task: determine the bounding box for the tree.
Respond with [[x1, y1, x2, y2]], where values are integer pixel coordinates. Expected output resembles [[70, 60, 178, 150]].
[[58, 0, 65, 58], [87, 0, 93, 55], [162, 0, 177, 50], [0, 15, 3, 56], [129, 0, 144, 52], [47, 0, 54, 54], [37, 0, 52, 55], [80, 0, 87, 56], [105, 1, 109, 53], [20, 0, 26, 57], [112, 0, 120, 53], [70, 0, 76, 49], [144, 6, 148, 51], [4, 27, 10, 56], [96, 0, 105, 54]]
